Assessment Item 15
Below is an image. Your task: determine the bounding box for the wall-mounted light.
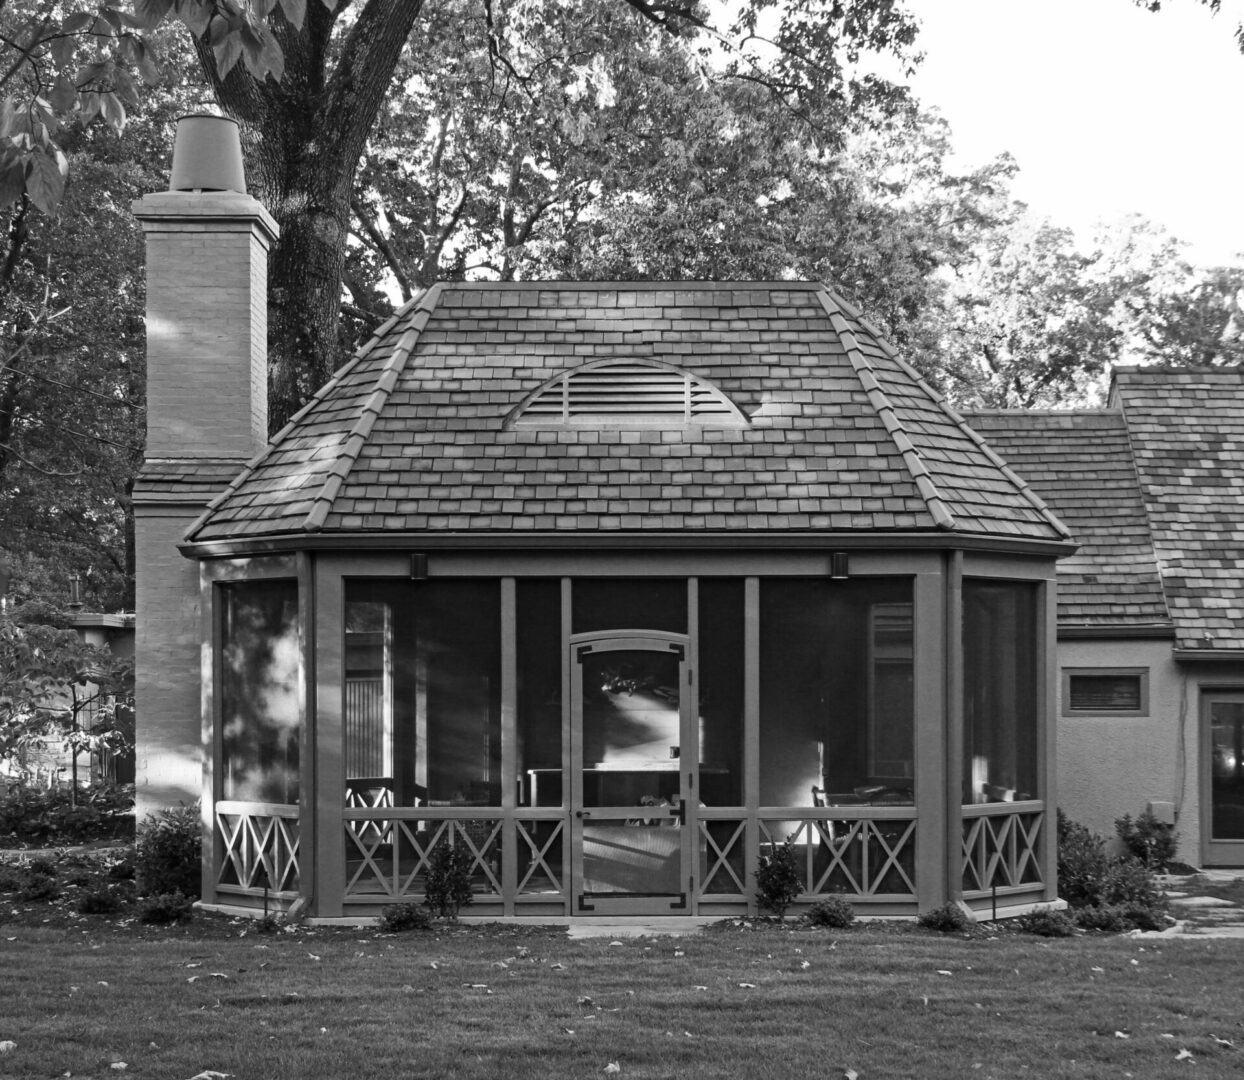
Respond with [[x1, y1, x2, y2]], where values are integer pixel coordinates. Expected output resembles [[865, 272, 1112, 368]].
[[829, 552, 850, 580], [410, 553, 429, 581]]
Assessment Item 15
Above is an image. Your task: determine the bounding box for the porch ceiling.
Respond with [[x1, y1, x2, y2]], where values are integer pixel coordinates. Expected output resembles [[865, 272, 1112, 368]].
[[186, 281, 1069, 545]]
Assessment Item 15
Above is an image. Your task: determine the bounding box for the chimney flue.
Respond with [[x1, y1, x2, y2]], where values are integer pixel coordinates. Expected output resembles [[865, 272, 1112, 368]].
[[168, 113, 246, 194]]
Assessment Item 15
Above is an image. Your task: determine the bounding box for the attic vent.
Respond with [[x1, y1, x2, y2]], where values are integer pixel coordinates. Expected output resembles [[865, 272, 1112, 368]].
[[513, 361, 746, 427]]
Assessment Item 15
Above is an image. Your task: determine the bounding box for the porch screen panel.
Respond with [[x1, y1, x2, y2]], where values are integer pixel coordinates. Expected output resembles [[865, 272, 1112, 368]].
[[697, 579, 744, 806], [220, 580, 300, 804], [759, 579, 914, 808], [962, 580, 1039, 805], [344, 581, 501, 808], [572, 579, 686, 635], [517, 580, 563, 808]]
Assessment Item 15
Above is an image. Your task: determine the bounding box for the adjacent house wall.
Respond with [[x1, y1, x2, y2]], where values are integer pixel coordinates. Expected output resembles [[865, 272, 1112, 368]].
[[1057, 638, 1193, 856]]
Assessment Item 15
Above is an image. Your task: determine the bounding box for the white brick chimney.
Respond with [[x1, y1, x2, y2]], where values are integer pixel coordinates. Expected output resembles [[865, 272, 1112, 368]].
[[131, 115, 278, 818]]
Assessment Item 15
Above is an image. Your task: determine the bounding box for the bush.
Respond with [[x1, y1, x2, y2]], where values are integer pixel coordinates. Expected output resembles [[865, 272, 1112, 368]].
[[77, 888, 122, 915], [137, 891, 194, 924], [755, 839, 802, 922], [135, 804, 201, 898], [1115, 810, 1179, 872], [380, 902, 433, 932], [0, 863, 24, 891], [1016, 906, 1076, 937], [1074, 905, 1131, 932], [918, 901, 971, 932], [17, 873, 59, 901], [0, 782, 133, 844], [806, 895, 855, 929], [1057, 811, 1170, 930], [423, 843, 474, 918]]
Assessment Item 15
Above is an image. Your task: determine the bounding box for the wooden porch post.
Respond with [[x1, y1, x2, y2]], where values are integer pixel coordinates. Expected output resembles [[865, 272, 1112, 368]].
[[500, 578, 517, 915], [199, 565, 218, 908], [944, 551, 965, 909], [312, 560, 345, 918], [1039, 575, 1059, 902], [296, 551, 317, 915], [913, 565, 947, 911], [743, 576, 760, 916]]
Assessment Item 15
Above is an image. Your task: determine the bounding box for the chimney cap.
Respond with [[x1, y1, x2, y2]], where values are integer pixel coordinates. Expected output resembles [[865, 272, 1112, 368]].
[[168, 113, 247, 194]]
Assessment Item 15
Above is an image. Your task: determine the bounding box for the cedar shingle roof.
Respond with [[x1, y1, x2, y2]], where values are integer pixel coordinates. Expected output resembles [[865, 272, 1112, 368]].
[[187, 282, 1069, 544], [1112, 367, 1244, 652], [962, 410, 1170, 629]]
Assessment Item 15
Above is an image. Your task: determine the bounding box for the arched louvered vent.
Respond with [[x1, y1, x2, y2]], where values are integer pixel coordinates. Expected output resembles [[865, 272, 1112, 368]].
[[512, 361, 746, 427]]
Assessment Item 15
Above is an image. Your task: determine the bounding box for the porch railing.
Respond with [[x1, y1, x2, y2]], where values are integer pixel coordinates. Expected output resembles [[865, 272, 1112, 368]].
[[215, 800, 300, 898], [961, 801, 1045, 896], [760, 809, 918, 899]]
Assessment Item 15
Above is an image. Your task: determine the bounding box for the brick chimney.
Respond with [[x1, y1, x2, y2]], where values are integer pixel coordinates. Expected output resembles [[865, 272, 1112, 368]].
[[131, 115, 278, 818]]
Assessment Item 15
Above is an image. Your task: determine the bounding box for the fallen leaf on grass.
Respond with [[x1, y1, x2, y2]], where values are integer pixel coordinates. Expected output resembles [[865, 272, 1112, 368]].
[[936, 970, 953, 976], [603, 1063, 621, 1075], [693, 985, 707, 991], [1090, 966, 1104, 973], [1211, 1036, 1236, 1048], [0, 1041, 16, 1054], [843, 1069, 860, 1080], [184, 1072, 232, 1080], [799, 960, 810, 969], [1114, 1031, 1130, 1039], [1175, 1049, 1194, 1061], [210, 972, 229, 980], [109, 1064, 127, 1071], [429, 961, 439, 970], [307, 953, 321, 961]]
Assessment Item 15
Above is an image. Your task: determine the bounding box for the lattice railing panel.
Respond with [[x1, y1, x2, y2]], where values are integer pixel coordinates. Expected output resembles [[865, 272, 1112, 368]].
[[699, 819, 747, 894], [216, 803, 300, 895], [516, 820, 564, 895], [961, 808, 1045, 894], [345, 816, 503, 898], [760, 816, 917, 898]]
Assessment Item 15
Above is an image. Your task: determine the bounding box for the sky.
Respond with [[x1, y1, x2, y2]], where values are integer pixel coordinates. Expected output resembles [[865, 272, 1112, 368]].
[[898, 0, 1244, 267]]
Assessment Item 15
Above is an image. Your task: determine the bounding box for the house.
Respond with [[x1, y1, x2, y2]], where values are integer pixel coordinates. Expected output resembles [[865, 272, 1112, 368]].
[[131, 116, 1073, 923], [967, 367, 1244, 868]]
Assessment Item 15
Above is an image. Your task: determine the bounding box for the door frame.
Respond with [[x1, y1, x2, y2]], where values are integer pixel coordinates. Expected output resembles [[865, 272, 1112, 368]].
[[568, 630, 696, 914], [1202, 689, 1244, 867]]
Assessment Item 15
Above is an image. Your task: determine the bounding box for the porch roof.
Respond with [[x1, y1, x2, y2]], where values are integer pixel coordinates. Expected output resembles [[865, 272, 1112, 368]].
[[186, 281, 1069, 545]]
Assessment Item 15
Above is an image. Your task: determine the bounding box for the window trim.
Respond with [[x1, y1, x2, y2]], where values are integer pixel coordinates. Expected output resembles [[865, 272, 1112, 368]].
[[1062, 667, 1149, 717]]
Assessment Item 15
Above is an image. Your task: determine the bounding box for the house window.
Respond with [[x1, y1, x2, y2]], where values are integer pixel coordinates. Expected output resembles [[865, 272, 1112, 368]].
[[1062, 668, 1148, 717]]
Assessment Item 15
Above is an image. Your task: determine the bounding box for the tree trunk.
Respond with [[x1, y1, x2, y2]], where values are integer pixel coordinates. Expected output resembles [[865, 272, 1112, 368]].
[[193, 0, 427, 431]]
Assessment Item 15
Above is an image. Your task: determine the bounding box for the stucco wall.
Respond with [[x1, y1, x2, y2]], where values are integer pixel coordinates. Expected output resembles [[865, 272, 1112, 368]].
[[1056, 638, 1194, 858]]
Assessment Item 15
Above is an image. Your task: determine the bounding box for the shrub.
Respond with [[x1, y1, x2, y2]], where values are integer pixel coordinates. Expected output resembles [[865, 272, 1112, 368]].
[[135, 804, 201, 898], [106, 854, 135, 881], [1016, 906, 1076, 937], [918, 901, 971, 932], [17, 874, 59, 901], [806, 895, 855, 929], [380, 902, 433, 932], [755, 839, 802, 922], [1057, 811, 1170, 930], [77, 888, 121, 915], [26, 856, 56, 877], [423, 843, 474, 918], [0, 863, 25, 891], [1074, 905, 1130, 932], [137, 891, 194, 924], [0, 782, 133, 844], [1115, 810, 1179, 872]]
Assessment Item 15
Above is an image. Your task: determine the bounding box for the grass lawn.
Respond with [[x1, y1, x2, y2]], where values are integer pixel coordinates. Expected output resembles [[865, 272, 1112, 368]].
[[2, 913, 1243, 1080]]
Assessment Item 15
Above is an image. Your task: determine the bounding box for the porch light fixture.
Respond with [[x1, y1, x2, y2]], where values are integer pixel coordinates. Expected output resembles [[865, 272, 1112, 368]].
[[410, 553, 429, 580], [829, 552, 850, 580], [67, 573, 83, 610]]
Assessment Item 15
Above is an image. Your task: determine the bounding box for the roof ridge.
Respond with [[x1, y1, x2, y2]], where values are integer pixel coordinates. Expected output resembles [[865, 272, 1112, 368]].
[[303, 283, 445, 531], [845, 309, 1073, 541], [815, 288, 956, 531]]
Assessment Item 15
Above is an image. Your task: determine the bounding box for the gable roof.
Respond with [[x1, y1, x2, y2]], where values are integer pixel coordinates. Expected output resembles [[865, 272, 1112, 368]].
[[186, 281, 1070, 547], [1111, 366, 1244, 653], [963, 409, 1170, 630]]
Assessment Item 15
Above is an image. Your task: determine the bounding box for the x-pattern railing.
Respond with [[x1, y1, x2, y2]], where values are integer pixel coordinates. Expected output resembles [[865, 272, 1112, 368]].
[[699, 820, 746, 893], [216, 803, 300, 895], [516, 820, 564, 893], [761, 816, 917, 898], [962, 808, 1044, 893], [345, 817, 502, 897]]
